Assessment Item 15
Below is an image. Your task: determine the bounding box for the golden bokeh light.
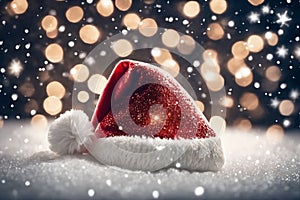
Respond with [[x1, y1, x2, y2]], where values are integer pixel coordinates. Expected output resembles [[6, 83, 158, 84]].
[[77, 91, 89, 103], [46, 81, 66, 99], [247, 35, 264, 53], [279, 100, 294, 116], [266, 125, 284, 142], [177, 35, 196, 55], [79, 25, 100, 44], [210, 116, 226, 135], [227, 57, 245, 75], [19, 82, 35, 97], [115, 0, 132, 11], [9, 0, 28, 15], [31, 114, 48, 130], [240, 92, 259, 110], [112, 39, 133, 57], [220, 96, 234, 108], [43, 96, 63, 116], [234, 118, 252, 132], [248, 0, 264, 6], [65, 6, 84, 23], [70, 64, 90, 82], [202, 49, 218, 61], [46, 29, 58, 39], [139, 18, 158, 37], [87, 74, 108, 94], [209, 0, 227, 15], [24, 99, 39, 114], [195, 100, 205, 112], [160, 59, 180, 77], [206, 74, 225, 92], [41, 15, 58, 32], [123, 13, 141, 30], [200, 61, 220, 76], [183, 1, 200, 18], [265, 66, 281, 82], [265, 32, 278, 46], [45, 43, 64, 63], [231, 41, 249, 59], [151, 48, 173, 65], [162, 29, 180, 48], [96, 0, 114, 17], [235, 66, 253, 87], [207, 23, 224, 40]]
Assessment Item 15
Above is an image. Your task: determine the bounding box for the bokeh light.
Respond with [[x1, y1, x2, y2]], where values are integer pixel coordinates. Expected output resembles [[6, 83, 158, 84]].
[[195, 100, 205, 112], [65, 6, 84, 23], [240, 92, 259, 110], [151, 48, 172, 65], [31, 114, 48, 130], [279, 100, 294, 116], [231, 41, 249, 59], [115, 0, 132, 11], [45, 43, 64, 63], [41, 15, 58, 32], [19, 82, 35, 97], [207, 23, 224, 40], [265, 66, 281, 82], [227, 58, 246, 75], [265, 32, 279, 46], [162, 29, 180, 48], [248, 0, 264, 6], [79, 25, 100, 44], [9, 0, 28, 15], [70, 64, 90, 82], [235, 66, 253, 87], [43, 96, 63, 116], [123, 13, 141, 30], [77, 91, 89, 103], [96, 0, 114, 17], [266, 125, 284, 142], [209, 0, 227, 15], [139, 18, 158, 37], [182, 1, 200, 18], [234, 118, 252, 132], [177, 35, 196, 55], [87, 74, 108, 94], [160, 59, 180, 77], [46, 81, 66, 99], [247, 35, 264, 53], [112, 39, 133, 57]]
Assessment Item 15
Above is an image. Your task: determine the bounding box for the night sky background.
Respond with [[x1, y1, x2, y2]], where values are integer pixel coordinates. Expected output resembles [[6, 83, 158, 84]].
[[0, 0, 299, 134]]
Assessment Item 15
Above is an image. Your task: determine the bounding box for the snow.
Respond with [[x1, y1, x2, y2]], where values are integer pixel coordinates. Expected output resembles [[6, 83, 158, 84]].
[[0, 121, 299, 199]]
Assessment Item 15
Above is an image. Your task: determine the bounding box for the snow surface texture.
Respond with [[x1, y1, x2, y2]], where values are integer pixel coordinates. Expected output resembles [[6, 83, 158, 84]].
[[48, 109, 224, 172], [0, 122, 299, 199]]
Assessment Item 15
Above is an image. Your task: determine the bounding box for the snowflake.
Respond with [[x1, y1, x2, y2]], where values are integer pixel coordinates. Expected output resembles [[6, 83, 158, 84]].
[[261, 5, 270, 14], [276, 45, 288, 58], [248, 12, 260, 23], [276, 11, 291, 27], [270, 98, 280, 108], [290, 89, 299, 100], [8, 59, 23, 78]]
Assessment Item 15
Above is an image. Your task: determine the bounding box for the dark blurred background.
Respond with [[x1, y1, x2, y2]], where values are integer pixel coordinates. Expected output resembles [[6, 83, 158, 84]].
[[0, 0, 299, 134]]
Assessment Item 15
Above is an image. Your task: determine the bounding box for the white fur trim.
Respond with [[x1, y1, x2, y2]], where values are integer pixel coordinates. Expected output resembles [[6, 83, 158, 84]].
[[48, 110, 94, 155], [86, 135, 224, 172]]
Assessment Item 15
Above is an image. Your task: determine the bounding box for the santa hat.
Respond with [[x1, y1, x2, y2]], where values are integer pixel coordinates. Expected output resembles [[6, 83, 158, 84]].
[[48, 60, 224, 172]]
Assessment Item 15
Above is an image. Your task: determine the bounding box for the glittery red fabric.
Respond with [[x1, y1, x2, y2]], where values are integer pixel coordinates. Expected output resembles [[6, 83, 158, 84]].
[[91, 60, 215, 139]]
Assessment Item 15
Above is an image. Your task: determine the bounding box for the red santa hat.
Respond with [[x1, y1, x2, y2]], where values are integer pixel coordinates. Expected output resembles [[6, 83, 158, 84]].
[[48, 60, 224, 172]]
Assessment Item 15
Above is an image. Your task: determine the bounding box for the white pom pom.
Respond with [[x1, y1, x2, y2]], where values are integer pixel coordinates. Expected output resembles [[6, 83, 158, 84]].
[[48, 109, 94, 155]]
